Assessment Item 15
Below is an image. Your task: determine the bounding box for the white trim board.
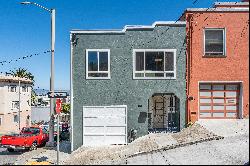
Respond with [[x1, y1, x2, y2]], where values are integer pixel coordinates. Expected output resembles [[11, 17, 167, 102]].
[[70, 21, 186, 34]]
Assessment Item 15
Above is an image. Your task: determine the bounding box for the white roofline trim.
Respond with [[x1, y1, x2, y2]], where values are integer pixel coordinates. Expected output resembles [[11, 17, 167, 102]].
[[214, 2, 249, 6], [70, 21, 186, 34], [186, 7, 249, 12]]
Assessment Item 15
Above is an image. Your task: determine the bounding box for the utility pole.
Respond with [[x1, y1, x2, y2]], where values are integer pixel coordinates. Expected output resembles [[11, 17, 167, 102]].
[[18, 79, 21, 131], [20, 2, 56, 146]]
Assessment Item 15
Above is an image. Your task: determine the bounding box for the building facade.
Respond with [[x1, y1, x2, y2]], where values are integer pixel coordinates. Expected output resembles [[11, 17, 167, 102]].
[[183, 2, 249, 122], [70, 21, 186, 150], [0, 76, 32, 134]]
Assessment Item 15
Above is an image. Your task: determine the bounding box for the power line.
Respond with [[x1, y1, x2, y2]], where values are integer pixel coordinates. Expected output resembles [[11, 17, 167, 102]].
[[0, 50, 52, 66]]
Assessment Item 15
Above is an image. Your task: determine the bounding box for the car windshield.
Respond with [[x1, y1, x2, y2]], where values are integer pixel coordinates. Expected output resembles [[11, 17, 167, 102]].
[[22, 128, 40, 134]]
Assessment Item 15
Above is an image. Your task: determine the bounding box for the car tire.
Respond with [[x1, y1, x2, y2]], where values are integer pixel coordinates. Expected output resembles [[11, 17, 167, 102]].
[[30, 141, 38, 151], [7, 148, 14, 152]]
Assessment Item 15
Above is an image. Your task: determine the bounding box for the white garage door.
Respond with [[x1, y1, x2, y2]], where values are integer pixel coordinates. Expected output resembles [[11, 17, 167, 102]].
[[82, 105, 127, 146]]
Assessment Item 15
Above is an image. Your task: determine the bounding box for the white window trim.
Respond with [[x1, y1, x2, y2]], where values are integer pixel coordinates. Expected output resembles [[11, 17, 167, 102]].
[[12, 101, 19, 109], [203, 28, 226, 56], [8, 85, 17, 92], [133, 49, 177, 80], [86, 49, 111, 80]]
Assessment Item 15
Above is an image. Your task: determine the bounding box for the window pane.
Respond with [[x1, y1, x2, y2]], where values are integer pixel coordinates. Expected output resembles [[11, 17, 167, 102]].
[[226, 106, 237, 110], [88, 73, 108, 77], [200, 112, 212, 117], [200, 106, 211, 110], [200, 84, 211, 90], [165, 52, 174, 71], [226, 92, 237, 97], [213, 91, 224, 97], [200, 99, 211, 103], [200, 92, 211, 97], [213, 99, 224, 103], [213, 105, 224, 110], [226, 85, 238, 90], [165, 73, 174, 77], [88, 51, 98, 71], [213, 85, 224, 90], [136, 52, 144, 71], [205, 29, 224, 55], [145, 73, 164, 77], [145, 52, 164, 71], [135, 73, 144, 77], [99, 52, 108, 71], [226, 113, 237, 118], [213, 112, 224, 117]]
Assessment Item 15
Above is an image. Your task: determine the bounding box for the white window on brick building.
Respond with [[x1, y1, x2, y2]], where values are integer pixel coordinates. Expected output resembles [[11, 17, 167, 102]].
[[9, 85, 17, 92], [14, 115, 18, 123], [12, 101, 19, 109]]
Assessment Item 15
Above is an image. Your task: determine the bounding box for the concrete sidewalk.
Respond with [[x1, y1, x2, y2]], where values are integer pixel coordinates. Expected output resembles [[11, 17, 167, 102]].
[[114, 134, 249, 165]]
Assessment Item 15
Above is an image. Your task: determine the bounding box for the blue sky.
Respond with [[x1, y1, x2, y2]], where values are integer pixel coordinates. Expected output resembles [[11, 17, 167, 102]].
[[0, 0, 239, 90]]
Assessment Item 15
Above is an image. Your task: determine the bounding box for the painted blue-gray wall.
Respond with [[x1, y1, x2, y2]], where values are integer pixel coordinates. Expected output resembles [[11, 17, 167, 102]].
[[72, 25, 186, 150]]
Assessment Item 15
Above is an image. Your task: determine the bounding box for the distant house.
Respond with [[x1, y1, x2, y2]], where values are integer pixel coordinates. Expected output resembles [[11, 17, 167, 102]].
[[181, 1, 249, 122], [0, 75, 33, 134], [70, 21, 186, 150]]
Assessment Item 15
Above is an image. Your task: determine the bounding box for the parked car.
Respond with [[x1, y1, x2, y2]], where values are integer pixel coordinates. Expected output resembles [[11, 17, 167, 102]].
[[0, 127, 49, 152]]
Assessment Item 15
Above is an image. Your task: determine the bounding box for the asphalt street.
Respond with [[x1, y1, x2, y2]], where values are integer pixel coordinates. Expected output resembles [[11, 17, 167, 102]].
[[0, 148, 24, 165]]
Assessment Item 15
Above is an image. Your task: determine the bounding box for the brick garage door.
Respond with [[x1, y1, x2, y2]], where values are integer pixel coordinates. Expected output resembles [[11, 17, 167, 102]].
[[199, 83, 240, 119]]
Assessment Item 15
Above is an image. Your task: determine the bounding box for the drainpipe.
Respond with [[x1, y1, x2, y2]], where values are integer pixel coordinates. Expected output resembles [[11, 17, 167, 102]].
[[18, 79, 21, 131]]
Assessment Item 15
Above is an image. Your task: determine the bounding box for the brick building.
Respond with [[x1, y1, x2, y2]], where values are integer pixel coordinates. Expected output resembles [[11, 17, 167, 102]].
[[181, 1, 249, 122]]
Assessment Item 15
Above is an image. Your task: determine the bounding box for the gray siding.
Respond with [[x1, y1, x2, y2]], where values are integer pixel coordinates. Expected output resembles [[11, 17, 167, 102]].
[[72, 25, 186, 150]]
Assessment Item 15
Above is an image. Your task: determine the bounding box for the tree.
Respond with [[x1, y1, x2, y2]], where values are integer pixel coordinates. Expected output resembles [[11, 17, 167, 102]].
[[61, 103, 70, 114], [10, 68, 34, 84]]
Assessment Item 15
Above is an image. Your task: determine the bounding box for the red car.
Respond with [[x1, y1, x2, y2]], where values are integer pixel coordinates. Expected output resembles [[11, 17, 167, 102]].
[[0, 127, 49, 152]]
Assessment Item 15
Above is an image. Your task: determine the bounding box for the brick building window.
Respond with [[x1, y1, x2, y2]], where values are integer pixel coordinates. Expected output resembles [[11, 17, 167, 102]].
[[204, 28, 225, 56], [86, 49, 110, 79], [12, 101, 19, 109], [0, 117, 2, 125]]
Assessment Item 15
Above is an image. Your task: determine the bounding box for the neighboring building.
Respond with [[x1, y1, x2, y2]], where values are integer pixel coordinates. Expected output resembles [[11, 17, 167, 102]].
[[0, 75, 33, 134], [181, 2, 249, 122], [31, 106, 50, 123], [70, 21, 186, 150]]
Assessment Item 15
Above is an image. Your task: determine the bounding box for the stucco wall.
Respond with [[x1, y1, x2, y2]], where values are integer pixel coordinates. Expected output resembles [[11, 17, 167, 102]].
[[186, 12, 249, 122], [72, 25, 186, 150]]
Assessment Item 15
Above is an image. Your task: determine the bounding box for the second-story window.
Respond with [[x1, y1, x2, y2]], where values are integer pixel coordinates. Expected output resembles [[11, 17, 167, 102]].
[[86, 49, 110, 79], [133, 49, 176, 79], [22, 86, 28, 92], [9, 86, 17, 92], [12, 101, 19, 109], [204, 28, 225, 56]]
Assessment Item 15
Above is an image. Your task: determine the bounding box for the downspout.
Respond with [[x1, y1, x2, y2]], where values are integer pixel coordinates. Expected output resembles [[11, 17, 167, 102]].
[[186, 13, 194, 124]]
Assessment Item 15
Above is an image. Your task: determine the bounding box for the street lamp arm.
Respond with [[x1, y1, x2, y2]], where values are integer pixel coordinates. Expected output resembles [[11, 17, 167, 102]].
[[20, 1, 51, 12]]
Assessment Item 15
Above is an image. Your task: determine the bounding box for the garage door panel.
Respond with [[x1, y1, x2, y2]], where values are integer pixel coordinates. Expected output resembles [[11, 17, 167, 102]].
[[84, 126, 105, 134], [106, 126, 126, 134], [84, 136, 105, 146], [83, 106, 127, 146], [83, 117, 105, 126], [105, 136, 126, 145], [199, 83, 239, 119]]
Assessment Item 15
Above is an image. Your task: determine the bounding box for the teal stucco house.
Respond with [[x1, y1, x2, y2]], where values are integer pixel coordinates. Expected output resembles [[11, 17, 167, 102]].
[[70, 21, 186, 151]]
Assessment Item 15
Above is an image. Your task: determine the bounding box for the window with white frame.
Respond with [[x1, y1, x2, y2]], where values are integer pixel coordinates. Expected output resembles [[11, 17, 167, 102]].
[[9, 85, 17, 92], [204, 28, 225, 56], [86, 49, 110, 79], [0, 117, 2, 126], [12, 101, 19, 109], [14, 115, 18, 123], [133, 49, 176, 79], [22, 86, 28, 92]]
